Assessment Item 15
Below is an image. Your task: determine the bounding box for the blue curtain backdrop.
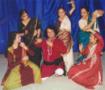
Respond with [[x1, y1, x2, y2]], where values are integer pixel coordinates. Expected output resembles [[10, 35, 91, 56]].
[[0, 0, 105, 53]]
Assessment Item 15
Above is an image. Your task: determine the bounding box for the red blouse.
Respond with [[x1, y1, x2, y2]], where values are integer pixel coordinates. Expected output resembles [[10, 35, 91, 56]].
[[37, 38, 67, 62], [80, 32, 104, 56]]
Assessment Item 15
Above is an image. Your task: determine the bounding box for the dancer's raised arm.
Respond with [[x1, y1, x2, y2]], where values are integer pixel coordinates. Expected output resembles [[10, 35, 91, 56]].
[[69, 0, 76, 16]]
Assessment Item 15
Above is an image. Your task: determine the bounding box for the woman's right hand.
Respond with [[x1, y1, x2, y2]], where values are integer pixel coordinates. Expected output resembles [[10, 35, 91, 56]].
[[21, 56, 29, 66], [35, 38, 42, 44], [79, 44, 83, 52], [33, 30, 38, 36]]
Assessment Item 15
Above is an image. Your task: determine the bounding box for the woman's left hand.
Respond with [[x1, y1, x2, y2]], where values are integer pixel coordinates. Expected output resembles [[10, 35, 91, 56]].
[[79, 44, 83, 52], [69, 0, 75, 15], [20, 42, 28, 50], [93, 10, 104, 18]]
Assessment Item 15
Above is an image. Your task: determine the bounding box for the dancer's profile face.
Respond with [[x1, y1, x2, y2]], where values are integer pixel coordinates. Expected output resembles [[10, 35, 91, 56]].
[[15, 34, 21, 44], [58, 8, 66, 18], [81, 8, 88, 18], [90, 34, 97, 44], [47, 29, 55, 39]]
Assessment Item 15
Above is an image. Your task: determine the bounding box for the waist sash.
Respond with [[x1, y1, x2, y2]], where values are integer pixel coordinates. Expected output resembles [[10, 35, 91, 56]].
[[44, 57, 63, 65]]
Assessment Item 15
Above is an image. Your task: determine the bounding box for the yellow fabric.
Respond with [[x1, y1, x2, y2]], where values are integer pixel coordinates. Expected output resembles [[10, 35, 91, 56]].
[[27, 61, 42, 83], [3, 60, 41, 90], [3, 65, 22, 90], [8, 47, 13, 54]]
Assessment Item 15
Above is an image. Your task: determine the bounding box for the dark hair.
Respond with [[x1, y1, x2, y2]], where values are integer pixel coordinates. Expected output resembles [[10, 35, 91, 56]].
[[8, 32, 18, 48], [58, 7, 66, 13], [44, 25, 58, 38], [81, 7, 89, 12], [19, 9, 29, 18]]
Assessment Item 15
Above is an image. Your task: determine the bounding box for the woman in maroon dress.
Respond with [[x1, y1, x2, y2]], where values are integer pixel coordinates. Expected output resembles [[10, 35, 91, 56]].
[[68, 29, 104, 89], [2, 32, 41, 90], [35, 26, 67, 79]]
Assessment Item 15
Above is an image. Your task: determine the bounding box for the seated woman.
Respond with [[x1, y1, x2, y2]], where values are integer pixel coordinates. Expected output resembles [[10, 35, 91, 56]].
[[68, 29, 104, 89], [35, 26, 67, 79], [1, 32, 41, 90]]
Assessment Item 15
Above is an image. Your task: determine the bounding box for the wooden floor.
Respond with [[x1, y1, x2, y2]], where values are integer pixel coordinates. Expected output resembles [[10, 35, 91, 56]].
[[0, 53, 105, 90]]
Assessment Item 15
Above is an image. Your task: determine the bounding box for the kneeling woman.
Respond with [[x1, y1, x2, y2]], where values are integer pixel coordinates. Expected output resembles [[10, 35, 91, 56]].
[[68, 29, 104, 89], [35, 26, 67, 79], [2, 33, 41, 90]]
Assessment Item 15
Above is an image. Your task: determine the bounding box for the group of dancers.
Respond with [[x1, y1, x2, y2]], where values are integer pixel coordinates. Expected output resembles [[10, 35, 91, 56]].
[[1, 0, 105, 90]]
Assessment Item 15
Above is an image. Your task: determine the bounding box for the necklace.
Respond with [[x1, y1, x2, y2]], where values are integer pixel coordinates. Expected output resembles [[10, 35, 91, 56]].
[[47, 41, 53, 60]]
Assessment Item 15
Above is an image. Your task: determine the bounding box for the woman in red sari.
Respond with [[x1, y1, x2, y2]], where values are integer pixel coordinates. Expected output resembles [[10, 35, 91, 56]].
[[2, 32, 41, 90], [35, 26, 67, 79], [68, 29, 104, 89]]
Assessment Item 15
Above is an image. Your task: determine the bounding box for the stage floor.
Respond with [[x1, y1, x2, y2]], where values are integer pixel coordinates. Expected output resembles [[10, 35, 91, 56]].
[[0, 53, 105, 90]]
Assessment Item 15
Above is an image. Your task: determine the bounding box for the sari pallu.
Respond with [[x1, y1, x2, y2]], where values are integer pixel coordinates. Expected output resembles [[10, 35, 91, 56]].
[[68, 33, 104, 89], [57, 31, 72, 51], [57, 31, 74, 72]]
